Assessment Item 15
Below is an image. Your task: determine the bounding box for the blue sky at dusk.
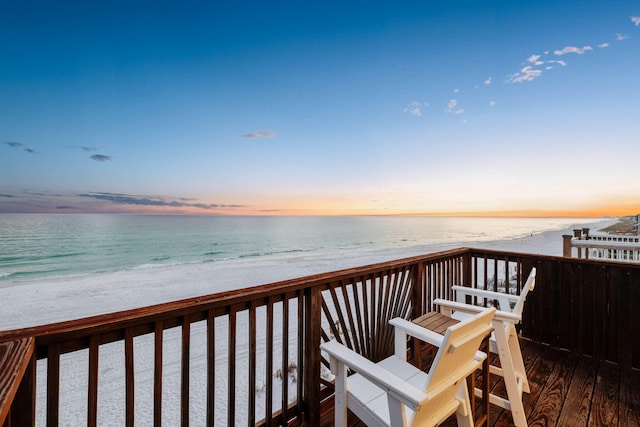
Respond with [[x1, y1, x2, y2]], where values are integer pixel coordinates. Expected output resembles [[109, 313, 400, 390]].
[[1, 0, 639, 216]]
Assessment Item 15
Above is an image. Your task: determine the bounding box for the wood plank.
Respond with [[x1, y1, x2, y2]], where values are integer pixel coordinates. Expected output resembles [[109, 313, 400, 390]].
[[281, 296, 290, 423], [589, 362, 620, 426], [555, 357, 597, 426], [303, 285, 322, 425], [0, 338, 35, 426], [227, 308, 237, 426], [630, 271, 640, 368], [606, 267, 622, 364], [87, 335, 99, 427], [265, 298, 274, 425], [619, 367, 640, 426], [248, 303, 257, 426], [9, 343, 36, 427], [526, 349, 578, 426], [124, 328, 134, 427], [492, 342, 559, 426], [153, 321, 163, 427], [47, 343, 60, 427], [206, 312, 215, 426], [181, 317, 191, 427]]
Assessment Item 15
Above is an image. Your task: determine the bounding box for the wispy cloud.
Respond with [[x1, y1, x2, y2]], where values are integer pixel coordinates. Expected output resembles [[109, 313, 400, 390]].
[[68, 145, 99, 152], [78, 192, 246, 210], [5, 141, 37, 153], [404, 101, 428, 116], [507, 13, 638, 85], [484, 77, 492, 85], [509, 66, 543, 83], [489, 101, 496, 107], [444, 99, 464, 115], [0, 193, 16, 198], [546, 59, 567, 68], [527, 54, 544, 65], [90, 154, 112, 162], [242, 130, 277, 139], [553, 45, 593, 56]]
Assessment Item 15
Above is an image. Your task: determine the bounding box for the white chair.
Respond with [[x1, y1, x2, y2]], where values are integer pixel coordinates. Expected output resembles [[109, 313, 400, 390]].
[[321, 307, 496, 427], [434, 267, 536, 427]]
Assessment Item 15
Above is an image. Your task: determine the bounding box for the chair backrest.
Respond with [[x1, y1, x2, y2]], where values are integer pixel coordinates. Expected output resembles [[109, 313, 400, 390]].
[[412, 307, 495, 425], [512, 267, 536, 316]]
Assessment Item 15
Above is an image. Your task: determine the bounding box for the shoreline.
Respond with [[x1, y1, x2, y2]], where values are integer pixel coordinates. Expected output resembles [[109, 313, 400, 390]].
[[0, 218, 615, 330]]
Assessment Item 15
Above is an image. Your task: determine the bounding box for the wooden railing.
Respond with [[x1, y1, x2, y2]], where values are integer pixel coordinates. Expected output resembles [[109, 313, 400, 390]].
[[1, 248, 639, 426], [563, 230, 640, 262]]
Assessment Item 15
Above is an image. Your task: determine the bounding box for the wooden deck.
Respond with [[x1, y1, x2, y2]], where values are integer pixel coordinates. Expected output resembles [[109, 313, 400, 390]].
[[320, 337, 640, 426]]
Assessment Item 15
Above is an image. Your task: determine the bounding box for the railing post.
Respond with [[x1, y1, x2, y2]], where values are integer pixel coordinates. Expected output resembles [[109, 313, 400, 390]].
[[573, 229, 583, 258], [411, 263, 424, 318], [302, 285, 322, 426], [462, 251, 472, 290], [563, 235, 573, 258]]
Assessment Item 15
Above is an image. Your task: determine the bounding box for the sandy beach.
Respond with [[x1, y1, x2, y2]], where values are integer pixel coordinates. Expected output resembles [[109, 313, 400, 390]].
[[0, 218, 615, 331]]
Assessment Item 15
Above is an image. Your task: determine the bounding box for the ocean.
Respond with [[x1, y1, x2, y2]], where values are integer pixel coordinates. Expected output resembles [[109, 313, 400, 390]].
[[0, 214, 598, 287]]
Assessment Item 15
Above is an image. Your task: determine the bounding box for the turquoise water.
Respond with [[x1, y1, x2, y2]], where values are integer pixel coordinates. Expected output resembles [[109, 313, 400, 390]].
[[0, 214, 594, 285]]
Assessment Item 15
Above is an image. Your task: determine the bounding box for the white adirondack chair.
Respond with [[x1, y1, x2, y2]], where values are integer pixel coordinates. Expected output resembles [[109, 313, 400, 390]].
[[433, 267, 536, 427], [321, 307, 496, 427]]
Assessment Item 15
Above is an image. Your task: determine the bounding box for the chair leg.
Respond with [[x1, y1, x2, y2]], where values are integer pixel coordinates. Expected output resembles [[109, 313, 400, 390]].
[[508, 331, 530, 393], [493, 324, 528, 427], [455, 381, 475, 427], [330, 357, 349, 427]]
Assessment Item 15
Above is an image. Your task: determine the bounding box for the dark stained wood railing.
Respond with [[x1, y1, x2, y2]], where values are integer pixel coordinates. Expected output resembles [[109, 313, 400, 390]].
[[464, 249, 640, 368], [1, 247, 639, 426]]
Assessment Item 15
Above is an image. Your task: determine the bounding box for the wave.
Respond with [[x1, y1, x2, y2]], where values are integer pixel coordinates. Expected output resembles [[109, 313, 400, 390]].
[[238, 248, 308, 259], [131, 263, 169, 271]]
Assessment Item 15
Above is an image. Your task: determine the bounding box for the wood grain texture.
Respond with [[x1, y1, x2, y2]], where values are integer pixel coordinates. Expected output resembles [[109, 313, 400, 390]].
[[0, 338, 34, 426]]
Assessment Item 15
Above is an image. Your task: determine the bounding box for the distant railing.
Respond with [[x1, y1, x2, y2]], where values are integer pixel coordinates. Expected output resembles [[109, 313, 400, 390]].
[[2, 247, 639, 426], [563, 228, 640, 262]]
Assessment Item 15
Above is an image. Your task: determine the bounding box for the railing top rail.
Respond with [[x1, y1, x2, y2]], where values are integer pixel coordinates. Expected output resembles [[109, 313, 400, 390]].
[[0, 248, 471, 343], [571, 240, 640, 250]]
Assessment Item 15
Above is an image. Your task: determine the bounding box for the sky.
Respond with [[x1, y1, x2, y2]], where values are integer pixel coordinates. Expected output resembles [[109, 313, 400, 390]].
[[1, 0, 639, 217]]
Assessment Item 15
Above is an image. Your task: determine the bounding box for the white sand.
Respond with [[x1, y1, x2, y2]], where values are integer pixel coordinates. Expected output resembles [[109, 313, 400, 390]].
[[0, 218, 613, 331], [0, 218, 615, 426]]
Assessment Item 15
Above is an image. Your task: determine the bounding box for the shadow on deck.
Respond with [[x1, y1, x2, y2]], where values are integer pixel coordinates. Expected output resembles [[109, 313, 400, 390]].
[[319, 337, 640, 426]]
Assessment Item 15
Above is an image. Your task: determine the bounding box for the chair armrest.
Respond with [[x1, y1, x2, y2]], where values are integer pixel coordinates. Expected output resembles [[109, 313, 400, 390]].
[[433, 299, 521, 324], [451, 285, 520, 302], [389, 317, 447, 347], [321, 339, 427, 409]]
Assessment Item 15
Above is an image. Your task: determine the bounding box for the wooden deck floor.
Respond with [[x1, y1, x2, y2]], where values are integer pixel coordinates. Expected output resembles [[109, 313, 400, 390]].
[[319, 337, 640, 426]]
